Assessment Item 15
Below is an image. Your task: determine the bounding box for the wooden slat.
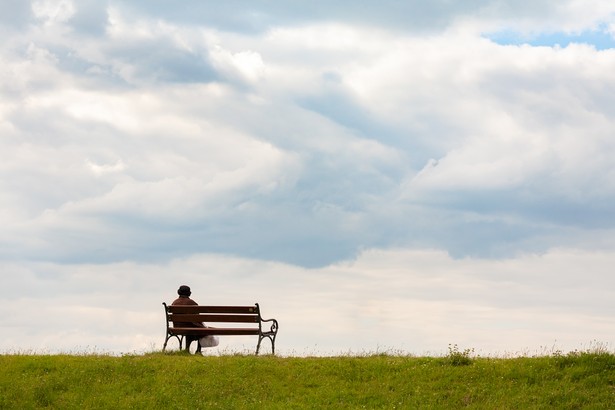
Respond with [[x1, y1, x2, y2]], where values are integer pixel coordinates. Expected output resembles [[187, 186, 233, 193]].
[[170, 327, 260, 336], [168, 305, 257, 314], [169, 314, 259, 323]]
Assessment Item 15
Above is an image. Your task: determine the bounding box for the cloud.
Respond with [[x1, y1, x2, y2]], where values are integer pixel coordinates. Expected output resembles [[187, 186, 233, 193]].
[[3, 8, 615, 265], [111, 0, 615, 35], [0, 0, 33, 28], [1, 0, 615, 355], [31, 0, 76, 25], [1, 248, 613, 355], [209, 46, 265, 84]]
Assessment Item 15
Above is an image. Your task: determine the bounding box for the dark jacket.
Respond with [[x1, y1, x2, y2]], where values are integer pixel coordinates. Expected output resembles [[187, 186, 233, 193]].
[[171, 296, 205, 328]]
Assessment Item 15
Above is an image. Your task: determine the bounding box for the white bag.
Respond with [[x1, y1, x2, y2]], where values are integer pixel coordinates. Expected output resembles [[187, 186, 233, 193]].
[[199, 335, 219, 348]]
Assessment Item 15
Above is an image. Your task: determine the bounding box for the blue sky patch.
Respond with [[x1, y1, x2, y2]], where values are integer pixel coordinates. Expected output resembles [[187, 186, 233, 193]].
[[486, 26, 615, 50]]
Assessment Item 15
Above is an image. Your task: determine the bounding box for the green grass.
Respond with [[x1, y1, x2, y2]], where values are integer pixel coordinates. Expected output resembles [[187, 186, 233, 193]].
[[1, 349, 614, 409]]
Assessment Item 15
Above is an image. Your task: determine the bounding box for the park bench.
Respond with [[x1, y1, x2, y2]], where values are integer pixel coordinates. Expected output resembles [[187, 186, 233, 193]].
[[162, 303, 279, 355]]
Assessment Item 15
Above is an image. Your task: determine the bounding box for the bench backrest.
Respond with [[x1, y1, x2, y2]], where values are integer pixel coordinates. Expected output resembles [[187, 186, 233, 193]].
[[165, 304, 261, 326]]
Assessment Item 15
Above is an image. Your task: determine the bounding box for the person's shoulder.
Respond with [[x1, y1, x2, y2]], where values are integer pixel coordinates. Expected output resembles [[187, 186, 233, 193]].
[[171, 297, 198, 305]]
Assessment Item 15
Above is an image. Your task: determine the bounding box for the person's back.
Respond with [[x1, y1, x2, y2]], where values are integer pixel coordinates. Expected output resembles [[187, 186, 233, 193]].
[[171, 285, 204, 328]]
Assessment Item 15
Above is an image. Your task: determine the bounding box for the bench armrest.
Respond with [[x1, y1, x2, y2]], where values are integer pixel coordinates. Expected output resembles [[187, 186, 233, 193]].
[[260, 317, 279, 335]]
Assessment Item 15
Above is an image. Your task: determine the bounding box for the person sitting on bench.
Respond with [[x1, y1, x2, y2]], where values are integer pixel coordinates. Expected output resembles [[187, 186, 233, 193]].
[[171, 285, 218, 352]]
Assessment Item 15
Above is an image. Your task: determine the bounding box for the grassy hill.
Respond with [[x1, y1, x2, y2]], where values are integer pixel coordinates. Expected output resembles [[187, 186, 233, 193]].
[[1, 348, 614, 409]]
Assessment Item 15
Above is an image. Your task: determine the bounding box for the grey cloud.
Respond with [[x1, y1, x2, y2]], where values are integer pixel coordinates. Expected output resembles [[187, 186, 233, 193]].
[[47, 36, 219, 86], [114, 0, 569, 33], [0, 0, 603, 39], [0, 0, 33, 28], [3, 3, 220, 87], [4, 162, 397, 267], [298, 79, 400, 142], [5, 178, 590, 268], [104, 41, 219, 84], [67, 0, 109, 36]]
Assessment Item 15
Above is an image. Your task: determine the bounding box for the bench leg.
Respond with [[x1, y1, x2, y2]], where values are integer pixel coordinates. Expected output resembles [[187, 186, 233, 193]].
[[256, 335, 276, 355], [163, 334, 183, 352]]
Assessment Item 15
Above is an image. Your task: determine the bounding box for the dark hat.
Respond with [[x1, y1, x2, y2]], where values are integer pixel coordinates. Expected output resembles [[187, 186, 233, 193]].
[[177, 285, 191, 296]]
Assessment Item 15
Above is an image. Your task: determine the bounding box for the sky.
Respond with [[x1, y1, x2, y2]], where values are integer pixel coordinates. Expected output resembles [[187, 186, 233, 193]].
[[1, 0, 615, 356]]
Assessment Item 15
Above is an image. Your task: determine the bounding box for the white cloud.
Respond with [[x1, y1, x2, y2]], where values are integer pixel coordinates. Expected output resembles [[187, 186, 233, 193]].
[[335, 34, 615, 201], [210, 46, 265, 84], [32, 0, 75, 25], [86, 159, 125, 176]]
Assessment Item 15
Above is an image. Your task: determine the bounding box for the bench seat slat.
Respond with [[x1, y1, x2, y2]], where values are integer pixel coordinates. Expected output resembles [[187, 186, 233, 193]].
[[170, 327, 260, 336], [168, 306, 257, 314], [169, 314, 259, 323]]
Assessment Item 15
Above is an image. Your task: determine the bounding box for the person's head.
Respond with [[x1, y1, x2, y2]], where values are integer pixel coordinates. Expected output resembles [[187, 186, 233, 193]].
[[177, 285, 191, 297]]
